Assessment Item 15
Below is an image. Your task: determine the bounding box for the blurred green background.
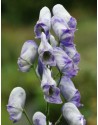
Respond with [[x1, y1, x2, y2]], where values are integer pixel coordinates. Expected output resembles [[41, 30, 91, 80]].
[[1, 0, 97, 125]]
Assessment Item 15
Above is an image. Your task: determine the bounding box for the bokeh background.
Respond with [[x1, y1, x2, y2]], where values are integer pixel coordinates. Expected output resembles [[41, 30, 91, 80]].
[[1, 0, 97, 125]]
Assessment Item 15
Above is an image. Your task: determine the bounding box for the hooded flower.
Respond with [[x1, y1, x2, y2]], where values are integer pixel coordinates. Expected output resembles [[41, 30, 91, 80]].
[[52, 4, 77, 29], [7, 87, 26, 123], [41, 67, 62, 104], [62, 102, 86, 125], [34, 6, 51, 39], [51, 16, 75, 46], [59, 76, 82, 107], [17, 40, 38, 72], [38, 32, 56, 66], [33, 112, 52, 125], [53, 47, 78, 77]]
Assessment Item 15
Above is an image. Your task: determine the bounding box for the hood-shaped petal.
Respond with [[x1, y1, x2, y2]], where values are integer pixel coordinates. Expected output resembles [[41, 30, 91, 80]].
[[7, 87, 26, 123], [41, 67, 62, 104], [34, 7, 51, 39], [62, 102, 86, 125], [38, 33, 56, 66], [52, 4, 77, 29], [17, 40, 38, 72], [59, 76, 82, 107], [33, 112, 52, 125]]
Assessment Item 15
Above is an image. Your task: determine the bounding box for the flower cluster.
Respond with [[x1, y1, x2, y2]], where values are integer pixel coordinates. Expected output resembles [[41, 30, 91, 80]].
[[7, 4, 86, 125]]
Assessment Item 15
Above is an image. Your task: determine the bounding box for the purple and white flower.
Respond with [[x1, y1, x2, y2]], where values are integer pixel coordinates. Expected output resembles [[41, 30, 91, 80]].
[[7, 87, 26, 123], [33, 112, 52, 125], [59, 76, 82, 107], [17, 40, 38, 72], [38, 32, 56, 66], [52, 4, 77, 29], [34, 6, 51, 39], [41, 67, 62, 104], [62, 102, 86, 125], [53, 47, 78, 77]]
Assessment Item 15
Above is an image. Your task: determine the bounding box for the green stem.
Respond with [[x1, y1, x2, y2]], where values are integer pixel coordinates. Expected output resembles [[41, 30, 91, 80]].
[[46, 102, 49, 125], [55, 114, 62, 125], [23, 109, 32, 125], [57, 72, 62, 87]]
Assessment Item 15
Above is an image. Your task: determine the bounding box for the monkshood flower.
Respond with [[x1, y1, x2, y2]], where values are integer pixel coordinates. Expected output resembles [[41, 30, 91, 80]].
[[34, 6, 51, 39], [51, 16, 75, 46], [49, 34, 58, 47], [33, 112, 52, 125], [7, 87, 26, 123], [41, 67, 62, 104], [38, 32, 56, 66], [17, 40, 38, 72], [59, 76, 82, 107], [53, 47, 78, 77], [62, 102, 86, 125], [61, 44, 80, 65], [52, 4, 77, 29]]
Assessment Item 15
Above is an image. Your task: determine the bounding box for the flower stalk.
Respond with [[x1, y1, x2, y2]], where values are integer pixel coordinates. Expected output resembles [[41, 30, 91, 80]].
[[55, 114, 63, 125], [23, 109, 32, 125], [46, 102, 49, 125]]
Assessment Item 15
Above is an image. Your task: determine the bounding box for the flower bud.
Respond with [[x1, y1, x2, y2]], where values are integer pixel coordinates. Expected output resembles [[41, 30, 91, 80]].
[[33, 112, 52, 125], [7, 87, 26, 123], [17, 40, 38, 72], [62, 102, 86, 125]]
